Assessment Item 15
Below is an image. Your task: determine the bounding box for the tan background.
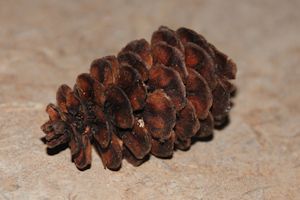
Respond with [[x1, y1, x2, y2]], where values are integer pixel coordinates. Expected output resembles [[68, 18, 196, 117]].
[[0, 0, 299, 199]]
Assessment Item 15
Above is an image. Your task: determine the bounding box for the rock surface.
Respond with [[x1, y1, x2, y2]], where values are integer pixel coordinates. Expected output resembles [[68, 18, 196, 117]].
[[0, 0, 299, 199]]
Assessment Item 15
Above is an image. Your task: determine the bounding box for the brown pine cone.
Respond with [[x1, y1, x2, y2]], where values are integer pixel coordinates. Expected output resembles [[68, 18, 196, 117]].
[[41, 26, 237, 170]]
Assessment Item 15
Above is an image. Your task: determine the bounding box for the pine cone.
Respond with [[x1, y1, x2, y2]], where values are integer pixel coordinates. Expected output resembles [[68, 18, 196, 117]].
[[41, 26, 237, 170]]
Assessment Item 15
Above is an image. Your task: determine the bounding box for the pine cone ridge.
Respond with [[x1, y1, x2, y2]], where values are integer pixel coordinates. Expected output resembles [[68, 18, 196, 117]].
[[41, 26, 237, 170]]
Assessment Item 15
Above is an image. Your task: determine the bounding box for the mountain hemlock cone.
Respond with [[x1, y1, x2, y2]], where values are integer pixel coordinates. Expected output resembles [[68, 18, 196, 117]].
[[41, 26, 237, 170]]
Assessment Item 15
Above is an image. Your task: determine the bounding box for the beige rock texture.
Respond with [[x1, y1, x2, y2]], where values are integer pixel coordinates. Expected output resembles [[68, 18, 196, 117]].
[[0, 0, 299, 199]]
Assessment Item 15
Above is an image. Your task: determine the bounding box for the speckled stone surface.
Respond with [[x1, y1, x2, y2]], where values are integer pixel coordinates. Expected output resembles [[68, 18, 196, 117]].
[[0, 0, 299, 199]]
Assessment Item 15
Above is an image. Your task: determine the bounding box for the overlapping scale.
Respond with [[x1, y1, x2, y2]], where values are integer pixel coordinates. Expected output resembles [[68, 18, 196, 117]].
[[143, 89, 176, 141], [148, 64, 186, 111]]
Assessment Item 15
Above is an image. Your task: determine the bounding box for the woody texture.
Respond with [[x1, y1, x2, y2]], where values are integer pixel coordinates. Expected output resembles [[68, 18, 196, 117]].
[[41, 26, 237, 170]]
